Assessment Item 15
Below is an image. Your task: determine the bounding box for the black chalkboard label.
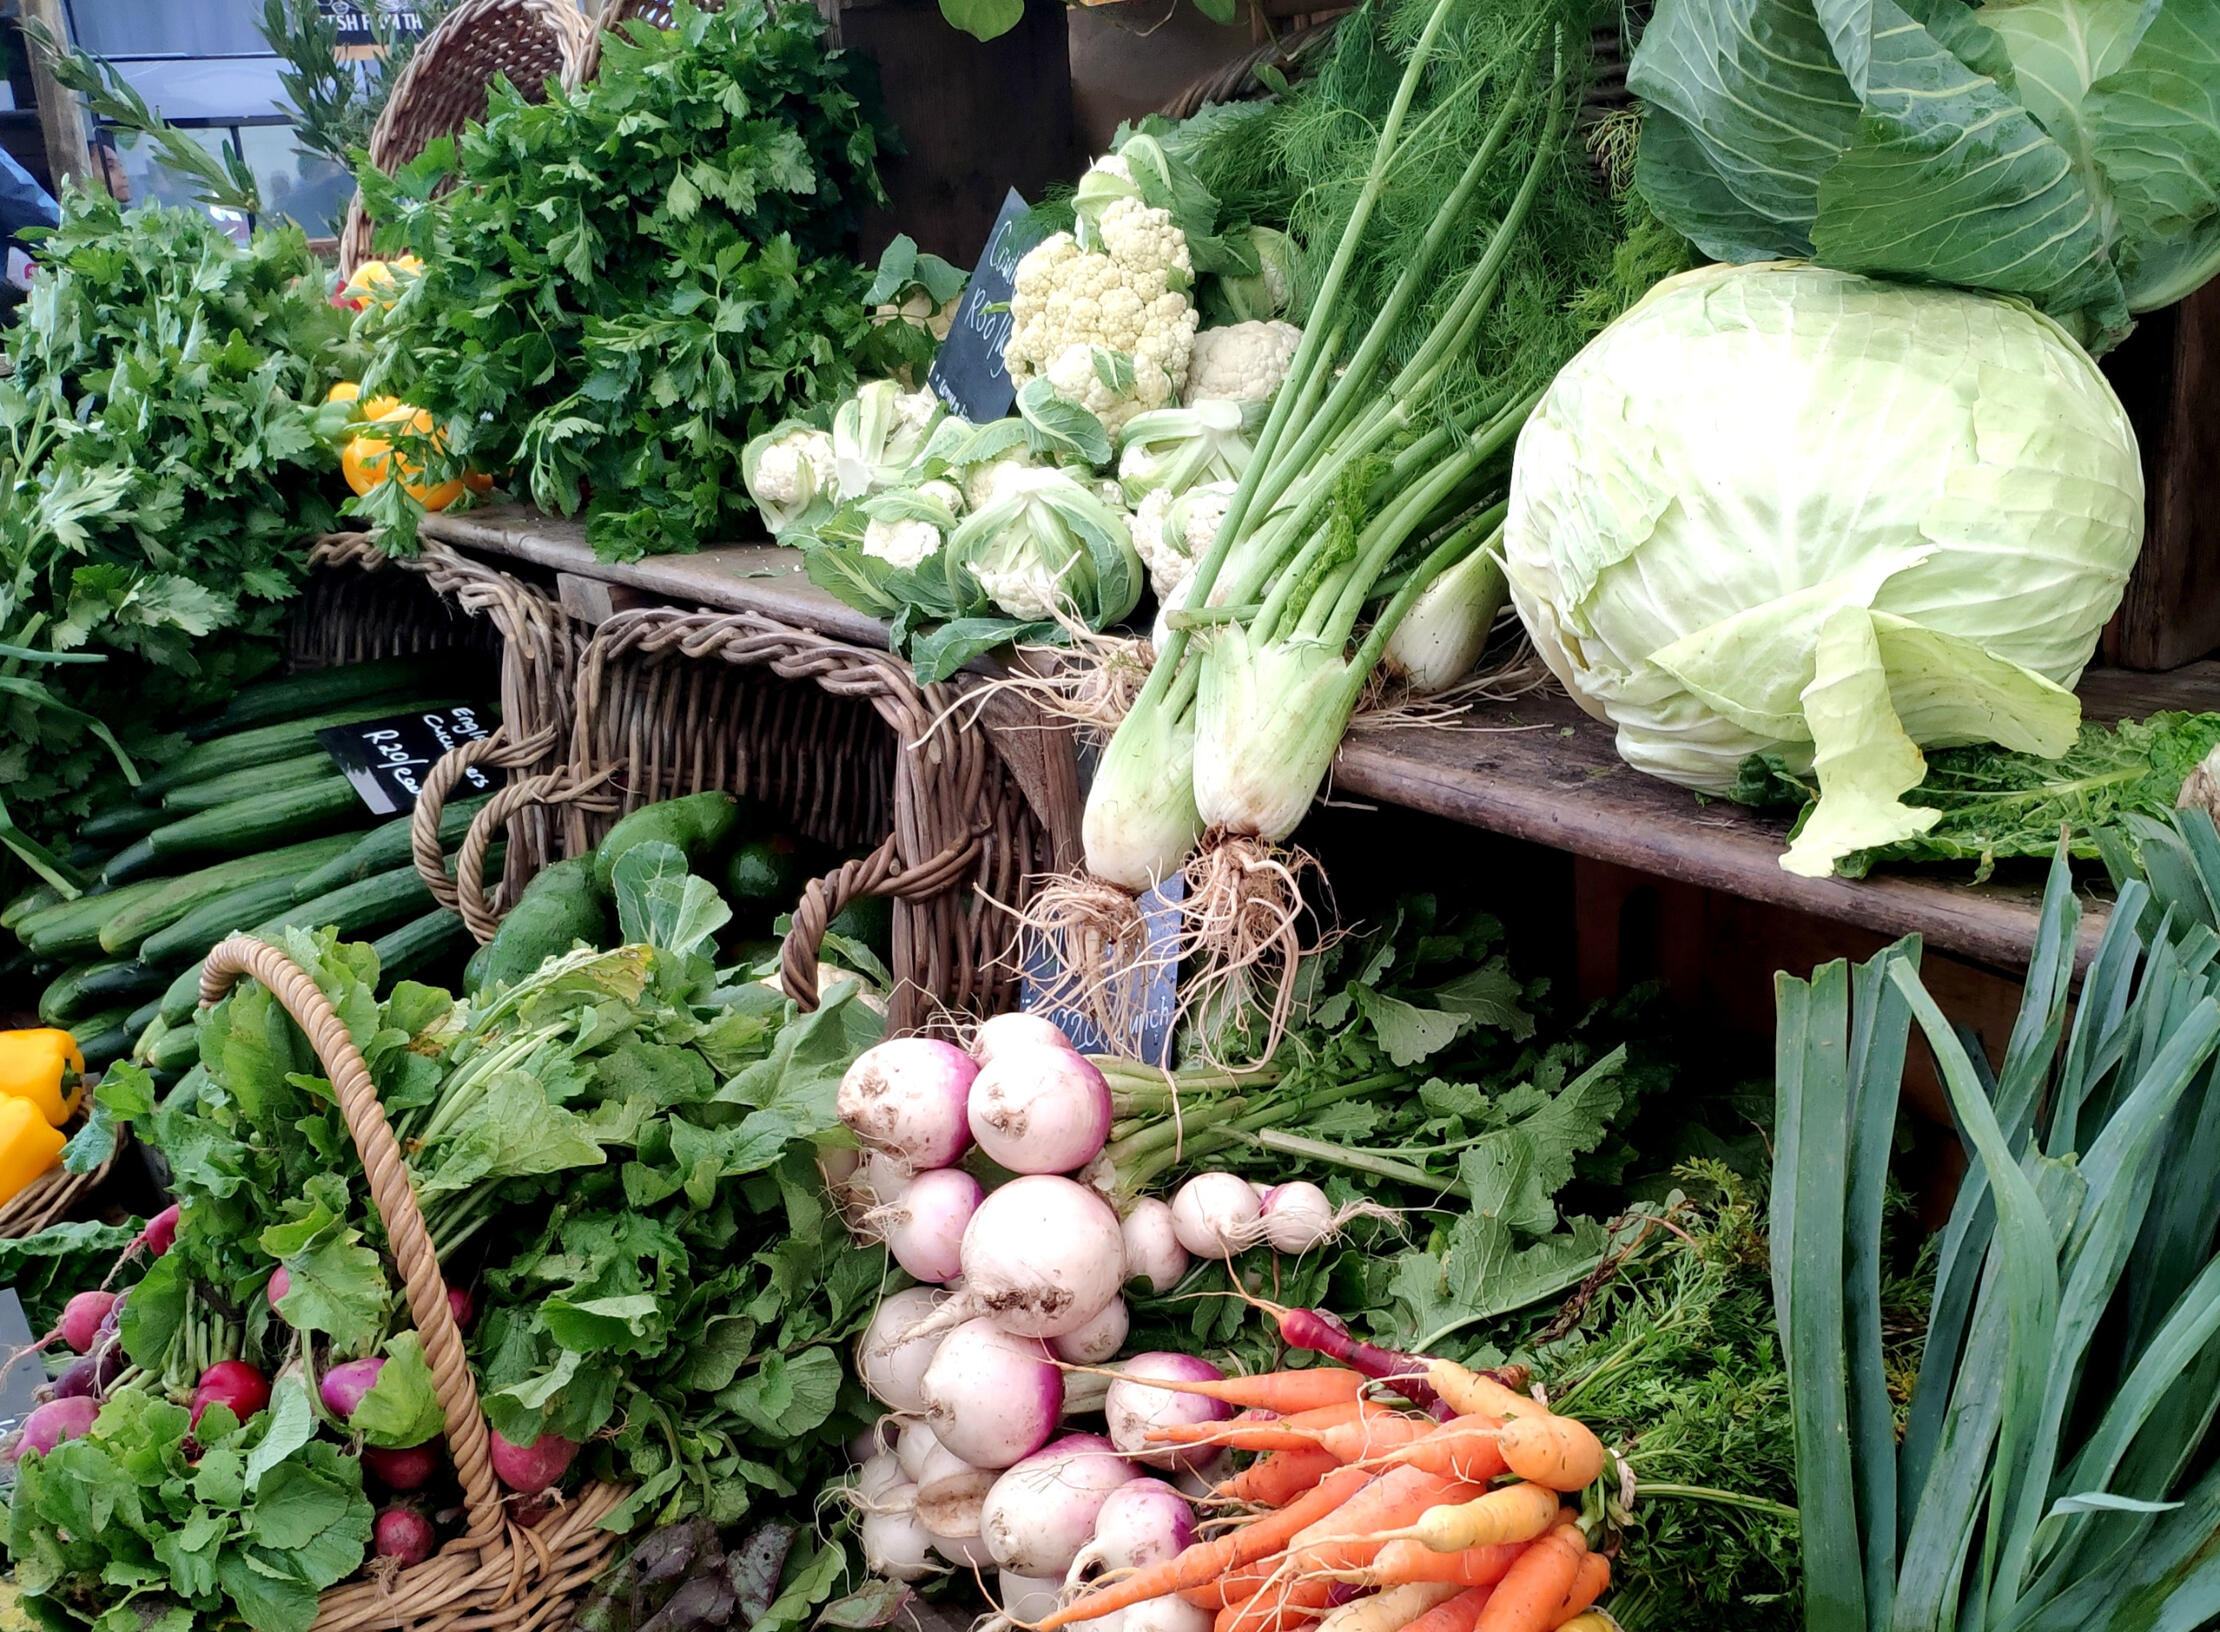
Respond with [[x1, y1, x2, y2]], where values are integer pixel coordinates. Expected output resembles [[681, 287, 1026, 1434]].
[[316, 705, 504, 817], [926, 189, 1044, 425], [1020, 875, 1182, 1068]]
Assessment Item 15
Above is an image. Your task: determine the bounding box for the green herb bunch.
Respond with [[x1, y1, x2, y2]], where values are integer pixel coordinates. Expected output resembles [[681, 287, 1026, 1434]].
[[0, 194, 349, 869], [357, 0, 927, 560]]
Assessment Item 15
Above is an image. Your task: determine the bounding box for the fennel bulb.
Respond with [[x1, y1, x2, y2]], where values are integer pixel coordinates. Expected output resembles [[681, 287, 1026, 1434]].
[[1192, 625, 1359, 842], [1503, 262, 2145, 879], [1382, 530, 1508, 693], [1083, 700, 1202, 893]]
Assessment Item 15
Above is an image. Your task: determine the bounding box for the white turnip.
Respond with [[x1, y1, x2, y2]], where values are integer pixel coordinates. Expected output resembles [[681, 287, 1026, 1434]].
[[191, 1361, 270, 1426], [1123, 1596, 1213, 1632], [1170, 1173, 1261, 1258], [971, 1012, 1074, 1066], [364, 1442, 440, 1492], [895, 1422, 944, 1484], [1000, 1571, 1064, 1625], [967, 1049, 1114, 1174], [488, 1429, 578, 1494], [1067, 1478, 1196, 1580], [920, 1318, 1063, 1469], [320, 1357, 384, 1421], [858, 1288, 948, 1414], [374, 1506, 436, 1567], [1052, 1297, 1128, 1365], [861, 1506, 939, 1582], [1257, 1182, 1394, 1254], [914, 1436, 985, 1496], [981, 1433, 1137, 1577], [1121, 1200, 1189, 1294], [1106, 1353, 1232, 1472], [837, 1039, 977, 1170], [917, 1465, 999, 1569], [57, 1291, 115, 1354], [944, 1175, 1127, 1341], [8, 1396, 97, 1462], [856, 1450, 908, 1507], [881, 1168, 983, 1284]]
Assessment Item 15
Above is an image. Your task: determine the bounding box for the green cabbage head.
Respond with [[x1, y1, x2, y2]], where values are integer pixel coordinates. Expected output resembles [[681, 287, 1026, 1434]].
[[1504, 262, 2146, 879]]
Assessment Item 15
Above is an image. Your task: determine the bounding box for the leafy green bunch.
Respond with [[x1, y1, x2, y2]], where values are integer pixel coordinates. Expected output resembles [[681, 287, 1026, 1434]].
[[356, 0, 926, 560], [0, 194, 350, 865]]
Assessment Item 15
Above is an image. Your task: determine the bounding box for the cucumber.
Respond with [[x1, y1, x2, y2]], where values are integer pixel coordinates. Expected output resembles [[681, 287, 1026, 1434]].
[[371, 909, 471, 988], [467, 857, 609, 996], [292, 796, 489, 903], [161, 753, 338, 814], [137, 701, 463, 801], [39, 959, 171, 1027], [99, 833, 365, 955], [2, 881, 60, 932], [125, 998, 164, 1036], [131, 1015, 167, 1066], [593, 793, 743, 894], [150, 1020, 201, 1074], [15, 879, 168, 961], [139, 875, 317, 967], [157, 961, 204, 1027], [247, 866, 435, 946], [141, 779, 367, 867], [100, 838, 162, 885], [69, 1007, 137, 1072], [79, 803, 166, 846], [187, 655, 468, 741]]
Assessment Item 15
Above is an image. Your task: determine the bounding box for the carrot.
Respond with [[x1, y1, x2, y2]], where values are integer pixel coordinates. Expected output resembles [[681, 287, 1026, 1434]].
[[1474, 1525, 1586, 1632], [1119, 1366, 1369, 1414], [1552, 1615, 1620, 1632], [1290, 1466, 1487, 1574], [1398, 1586, 1495, 1632], [1374, 1414, 1509, 1483], [1314, 1583, 1464, 1632], [1215, 1574, 1337, 1632], [1335, 1540, 1524, 1589], [1036, 1466, 1375, 1629], [1548, 1554, 1610, 1628], [1152, 1400, 1385, 1453], [1217, 1448, 1343, 1507], [1392, 1482, 1561, 1554], [1182, 1557, 1293, 1610], [1313, 1411, 1435, 1464], [1425, 1361, 1548, 1422], [1497, 1416, 1605, 1493]]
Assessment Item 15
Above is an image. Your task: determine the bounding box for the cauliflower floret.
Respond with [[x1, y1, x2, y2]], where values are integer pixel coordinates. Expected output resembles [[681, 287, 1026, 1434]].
[[917, 479, 965, 516], [1184, 320, 1303, 406], [863, 515, 944, 570], [964, 451, 1040, 513], [893, 387, 943, 438], [1132, 488, 1184, 598], [1005, 198, 1200, 433], [753, 428, 835, 506], [1133, 479, 1235, 599]]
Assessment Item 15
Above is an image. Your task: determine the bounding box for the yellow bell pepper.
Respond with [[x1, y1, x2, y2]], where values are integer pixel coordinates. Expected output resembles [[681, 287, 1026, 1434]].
[[0, 1096, 65, 1209], [0, 1029, 82, 1126]]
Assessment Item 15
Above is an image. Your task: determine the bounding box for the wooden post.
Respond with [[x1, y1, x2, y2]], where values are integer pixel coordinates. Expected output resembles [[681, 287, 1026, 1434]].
[[17, 0, 87, 191]]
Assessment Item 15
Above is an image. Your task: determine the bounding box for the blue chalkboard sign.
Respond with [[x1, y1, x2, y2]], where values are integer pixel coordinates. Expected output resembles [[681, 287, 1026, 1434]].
[[1021, 875, 1182, 1068], [926, 189, 1046, 426]]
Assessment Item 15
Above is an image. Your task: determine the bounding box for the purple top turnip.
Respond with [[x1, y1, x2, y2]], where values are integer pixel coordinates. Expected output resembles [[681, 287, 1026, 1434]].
[[881, 1168, 983, 1285], [1121, 1199, 1190, 1294], [966, 1048, 1113, 1174], [1106, 1352, 1234, 1471], [918, 1318, 1062, 1470], [979, 1433, 1137, 1577], [969, 1012, 1074, 1067]]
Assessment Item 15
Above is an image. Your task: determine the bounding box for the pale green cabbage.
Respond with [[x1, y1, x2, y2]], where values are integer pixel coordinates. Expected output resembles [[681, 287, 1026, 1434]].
[[1503, 262, 2146, 879]]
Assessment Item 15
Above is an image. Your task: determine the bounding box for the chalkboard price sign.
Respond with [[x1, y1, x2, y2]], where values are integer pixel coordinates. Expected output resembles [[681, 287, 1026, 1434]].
[[926, 189, 1045, 426], [1021, 876, 1182, 1067], [316, 705, 504, 817]]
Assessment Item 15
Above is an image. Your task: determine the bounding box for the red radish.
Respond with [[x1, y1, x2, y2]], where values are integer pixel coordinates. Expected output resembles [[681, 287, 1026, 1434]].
[[1107, 1353, 1235, 1471], [880, 1168, 983, 1284], [51, 1353, 118, 1400], [967, 1048, 1114, 1174], [836, 1039, 977, 1170], [192, 1360, 271, 1426], [374, 1506, 436, 1566], [447, 1286, 475, 1330], [920, 1318, 1064, 1469], [57, 1291, 116, 1354], [1121, 1199, 1190, 1294], [1052, 1296, 1129, 1365], [488, 1428, 578, 1494], [266, 1267, 291, 1312], [970, 1012, 1074, 1066], [364, 1442, 441, 1491], [140, 1205, 180, 1258], [857, 1288, 947, 1414], [511, 1494, 555, 1528], [980, 1432, 1138, 1576], [9, 1396, 98, 1461], [321, 1357, 385, 1420]]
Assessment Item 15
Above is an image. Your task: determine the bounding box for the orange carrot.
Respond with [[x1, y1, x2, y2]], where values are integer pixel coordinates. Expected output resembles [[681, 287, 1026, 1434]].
[[1337, 1540, 1525, 1589], [1290, 1466, 1486, 1574], [1181, 1557, 1292, 1610], [1217, 1447, 1343, 1506], [1395, 1482, 1561, 1554], [1548, 1554, 1610, 1628], [1399, 1586, 1495, 1632], [1037, 1466, 1374, 1629], [1425, 1361, 1548, 1422], [1125, 1367, 1369, 1414], [1151, 1400, 1383, 1451], [1474, 1525, 1586, 1632], [1313, 1411, 1435, 1464], [1497, 1416, 1605, 1493], [1375, 1414, 1509, 1483], [1215, 1575, 1337, 1632]]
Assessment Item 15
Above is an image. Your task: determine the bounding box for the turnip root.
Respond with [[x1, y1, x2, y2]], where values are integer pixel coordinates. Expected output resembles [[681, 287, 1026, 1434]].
[[1170, 1173, 1262, 1258], [374, 1506, 436, 1567], [8, 1396, 97, 1462], [364, 1442, 441, 1492], [879, 1168, 983, 1284], [981, 1433, 1137, 1577], [1066, 1478, 1196, 1581], [1121, 1200, 1189, 1294], [862, 1507, 940, 1581], [920, 1318, 1063, 1469], [488, 1429, 578, 1494], [57, 1291, 115, 1354], [320, 1357, 384, 1420], [967, 1049, 1114, 1174], [837, 1039, 977, 1170], [971, 1012, 1074, 1066], [1257, 1182, 1395, 1254], [914, 1436, 985, 1496], [191, 1361, 270, 1426], [858, 1288, 947, 1413], [899, 1176, 1126, 1344], [917, 1465, 999, 1569], [895, 1422, 944, 1484], [1123, 1595, 1214, 1632], [1000, 1570, 1064, 1625], [855, 1450, 909, 1507], [1052, 1297, 1129, 1365], [1105, 1353, 1232, 1472]]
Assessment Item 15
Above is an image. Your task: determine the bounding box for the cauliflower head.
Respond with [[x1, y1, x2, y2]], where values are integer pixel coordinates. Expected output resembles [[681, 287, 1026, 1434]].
[[742, 425, 837, 536], [863, 515, 944, 571], [1184, 320, 1303, 406], [1134, 478, 1237, 599]]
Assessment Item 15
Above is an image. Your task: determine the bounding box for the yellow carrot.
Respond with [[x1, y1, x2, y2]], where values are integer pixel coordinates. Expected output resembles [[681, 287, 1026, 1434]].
[[1313, 1582, 1463, 1632], [1425, 1361, 1549, 1422], [1552, 1615, 1620, 1632], [1395, 1482, 1561, 1554], [1497, 1415, 1605, 1493]]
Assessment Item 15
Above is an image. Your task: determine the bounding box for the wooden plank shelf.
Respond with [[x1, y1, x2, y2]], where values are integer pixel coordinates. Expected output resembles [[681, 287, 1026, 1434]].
[[422, 506, 2220, 976]]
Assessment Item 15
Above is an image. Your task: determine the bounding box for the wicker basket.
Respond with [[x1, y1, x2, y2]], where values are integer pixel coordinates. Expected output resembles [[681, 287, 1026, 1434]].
[[292, 534, 579, 902], [0, 1130, 122, 1240], [416, 607, 1080, 1034], [577, 0, 721, 80], [199, 937, 626, 1632], [338, 0, 597, 275]]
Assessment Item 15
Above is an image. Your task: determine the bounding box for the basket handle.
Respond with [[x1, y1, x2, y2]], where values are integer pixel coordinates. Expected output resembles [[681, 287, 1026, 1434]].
[[410, 725, 564, 909], [779, 829, 985, 1012], [199, 936, 508, 1547], [447, 766, 621, 944]]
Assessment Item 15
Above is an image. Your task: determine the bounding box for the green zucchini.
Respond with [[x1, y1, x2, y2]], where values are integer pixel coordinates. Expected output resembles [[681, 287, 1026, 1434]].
[[371, 909, 471, 988], [593, 793, 743, 893], [2, 882, 61, 932], [141, 779, 367, 867], [292, 795, 489, 902], [139, 875, 315, 967], [79, 803, 166, 846], [161, 752, 338, 814], [99, 833, 365, 955], [467, 857, 609, 996], [15, 879, 168, 961], [137, 701, 462, 802], [72, 1007, 137, 1072], [38, 959, 171, 1027], [187, 655, 469, 741]]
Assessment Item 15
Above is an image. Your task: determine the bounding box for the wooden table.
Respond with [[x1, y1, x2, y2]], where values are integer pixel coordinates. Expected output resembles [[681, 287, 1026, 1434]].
[[423, 507, 2220, 975]]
